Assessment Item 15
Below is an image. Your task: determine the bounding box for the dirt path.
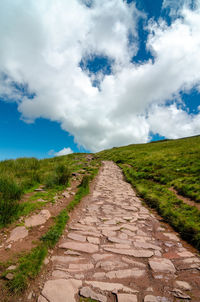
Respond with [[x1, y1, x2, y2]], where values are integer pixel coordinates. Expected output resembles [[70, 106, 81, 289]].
[[35, 161, 200, 302]]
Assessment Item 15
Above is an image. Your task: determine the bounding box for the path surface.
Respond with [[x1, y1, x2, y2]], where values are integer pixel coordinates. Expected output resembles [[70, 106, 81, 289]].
[[38, 161, 200, 302]]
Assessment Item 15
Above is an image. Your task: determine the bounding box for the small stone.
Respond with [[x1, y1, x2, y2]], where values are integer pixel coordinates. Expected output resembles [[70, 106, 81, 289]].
[[174, 280, 192, 291], [171, 289, 191, 299], [6, 244, 12, 249], [5, 273, 14, 280], [144, 295, 158, 302], [149, 258, 176, 273], [80, 286, 107, 302], [28, 291, 33, 300], [7, 265, 17, 270], [44, 258, 49, 265], [117, 293, 138, 302]]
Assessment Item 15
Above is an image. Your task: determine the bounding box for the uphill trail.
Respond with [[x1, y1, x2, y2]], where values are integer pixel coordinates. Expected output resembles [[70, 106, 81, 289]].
[[35, 161, 200, 302]]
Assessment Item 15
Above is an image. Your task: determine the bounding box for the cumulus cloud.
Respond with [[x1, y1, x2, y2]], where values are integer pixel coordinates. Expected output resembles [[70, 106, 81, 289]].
[[54, 147, 73, 157], [0, 0, 200, 151]]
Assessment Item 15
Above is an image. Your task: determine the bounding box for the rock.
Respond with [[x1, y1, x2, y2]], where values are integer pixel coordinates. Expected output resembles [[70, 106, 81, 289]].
[[6, 244, 12, 249], [59, 241, 99, 253], [171, 288, 191, 299], [51, 256, 84, 264], [92, 253, 113, 262], [64, 250, 81, 256], [163, 233, 179, 241], [25, 210, 51, 227], [5, 273, 14, 280], [68, 262, 94, 271], [104, 247, 154, 258], [27, 291, 33, 300], [144, 295, 158, 302], [117, 294, 138, 302], [106, 268, 145, 279], [62, 191, 70, 198], [52, 270, 71, 279], [177, 251, 194, 258], [96, 260, 128, 271], [80, 286, 107, 302], [134, 242, 161, 251], [87, 236, 100, 244], [67, 232, 86, 242], [174, 280, 192, 291], [93, 272, 106, 279], [7, 265, 17, 270], [42, 279, 82, 302], [149, 258, 176, 273], [44, 258, 49, 265], [7, 226, 28, 242], [121, 224, 138, 232], [38, 295, 48, 302], [122, 257, 146, 268], [108, 237, 132, 245], [85, 281, 138, 293]]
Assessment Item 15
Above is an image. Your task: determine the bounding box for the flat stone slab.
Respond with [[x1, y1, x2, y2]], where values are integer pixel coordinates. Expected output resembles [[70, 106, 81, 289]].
[[68, 262, 94, 271], [134, 242, 161, 251], [96, 260, 128, 271], [106, 268, 145, 279], [41, 279, 82, 302], [117, 293, 138, 302], [80, 286, 107, 302], [104, 247, 154, 258], [85, 281, 138, 293], [25, 210, 51, 227], [7, 226, 28, 242], [174, 280, 192, 291], [149, 258, 176, 273], [67, 232, 86, 242], [51, 256, 84, 264], [144, 295, 158, 302], [59, 241, 99, 253]]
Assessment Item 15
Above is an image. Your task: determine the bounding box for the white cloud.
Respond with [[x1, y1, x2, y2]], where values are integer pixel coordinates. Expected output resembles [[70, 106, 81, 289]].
[[54, 147, 73, 157], [0, 0, 200, 152]]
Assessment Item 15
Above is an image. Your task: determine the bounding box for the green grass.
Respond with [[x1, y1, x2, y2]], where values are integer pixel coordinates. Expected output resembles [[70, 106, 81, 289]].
[[97, 135, 200, 250], [0, 153, 97, 227], [4, 162, 99, 294], [80, 298, 98, 302]]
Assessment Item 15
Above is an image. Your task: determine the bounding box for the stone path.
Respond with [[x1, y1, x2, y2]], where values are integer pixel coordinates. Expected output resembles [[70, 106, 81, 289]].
[[38, 161, 200, 302]]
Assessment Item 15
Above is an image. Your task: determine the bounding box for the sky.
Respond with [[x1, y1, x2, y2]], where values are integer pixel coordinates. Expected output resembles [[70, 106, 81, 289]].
[[0, 0, 200, 160]]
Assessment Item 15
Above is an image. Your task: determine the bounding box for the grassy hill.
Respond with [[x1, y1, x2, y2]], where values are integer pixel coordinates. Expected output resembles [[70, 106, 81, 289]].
[[97, 135, 200, 249], [0, 153, 98, 227]]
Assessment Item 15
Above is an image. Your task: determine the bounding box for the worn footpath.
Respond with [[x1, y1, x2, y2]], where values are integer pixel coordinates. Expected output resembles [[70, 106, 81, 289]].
[[37, 161, 200, 302]]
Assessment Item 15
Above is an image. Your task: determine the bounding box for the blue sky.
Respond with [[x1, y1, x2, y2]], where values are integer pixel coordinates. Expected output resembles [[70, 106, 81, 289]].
[[0, 0, 200, 160]]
